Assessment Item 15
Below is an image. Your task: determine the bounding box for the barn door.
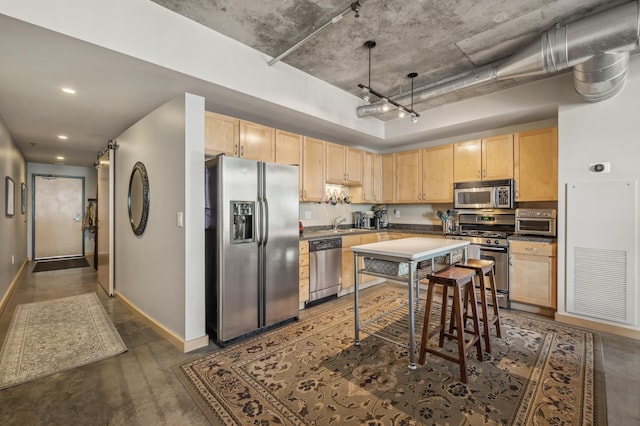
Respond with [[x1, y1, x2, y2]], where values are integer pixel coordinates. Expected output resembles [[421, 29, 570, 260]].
[[33, 175, 84, 260]]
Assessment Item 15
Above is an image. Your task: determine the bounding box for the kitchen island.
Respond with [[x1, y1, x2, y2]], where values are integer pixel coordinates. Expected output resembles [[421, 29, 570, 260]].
[[350, 237, 469, 369]]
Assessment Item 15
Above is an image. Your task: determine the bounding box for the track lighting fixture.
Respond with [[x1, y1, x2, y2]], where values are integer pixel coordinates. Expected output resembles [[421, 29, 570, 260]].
[[357, 41, 420, 121]]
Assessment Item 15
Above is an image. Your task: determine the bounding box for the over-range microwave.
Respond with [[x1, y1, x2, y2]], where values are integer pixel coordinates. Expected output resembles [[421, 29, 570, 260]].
[[515, 208, 557, 236], [453, 179, 514, 209]]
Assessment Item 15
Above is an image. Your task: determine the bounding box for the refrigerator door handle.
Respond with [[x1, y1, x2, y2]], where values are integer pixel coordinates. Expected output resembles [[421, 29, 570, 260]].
[[257, 196, 263, 245], [263, 197, 269, 246]]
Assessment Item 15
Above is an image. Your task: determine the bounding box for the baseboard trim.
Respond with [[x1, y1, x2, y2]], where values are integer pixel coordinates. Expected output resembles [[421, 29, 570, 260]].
[[0, 260, 28, 316], [115, 291, 209, 353], [555, 312, 640, 340]]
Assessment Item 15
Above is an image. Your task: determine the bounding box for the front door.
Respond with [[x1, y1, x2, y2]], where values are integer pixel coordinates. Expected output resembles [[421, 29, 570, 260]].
[[33, 175, 84, 260]]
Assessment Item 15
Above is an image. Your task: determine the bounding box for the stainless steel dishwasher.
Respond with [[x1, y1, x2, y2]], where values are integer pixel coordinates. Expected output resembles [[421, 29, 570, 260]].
[[308, 237, 342, 303]]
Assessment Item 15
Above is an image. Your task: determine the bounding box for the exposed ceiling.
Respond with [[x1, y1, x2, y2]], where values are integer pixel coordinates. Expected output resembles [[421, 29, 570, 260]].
[[0, 0, 631, 166]]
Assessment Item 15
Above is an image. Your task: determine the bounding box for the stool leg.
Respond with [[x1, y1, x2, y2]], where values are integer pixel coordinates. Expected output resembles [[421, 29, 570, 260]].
[[418, 283, 436, 364], [438, 285, 449, 347], [452, 284, 468, 383], [488, 268, 502, 338], [477, 273, 491, 353], [466, 285, 484, 362]]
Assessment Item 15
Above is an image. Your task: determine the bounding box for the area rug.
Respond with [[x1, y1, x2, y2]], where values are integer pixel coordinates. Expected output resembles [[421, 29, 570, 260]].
[[174, 284, 606, 425], [32, 257, 90, 272], [0, 293, 127, 389]]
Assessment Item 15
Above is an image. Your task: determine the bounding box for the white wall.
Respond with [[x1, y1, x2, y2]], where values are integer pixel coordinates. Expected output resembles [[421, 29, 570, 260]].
[[0, 114, 27, 300], [557, 53, 640, 330], [26, 163, 97, 258], [114, 93, 205, 345]]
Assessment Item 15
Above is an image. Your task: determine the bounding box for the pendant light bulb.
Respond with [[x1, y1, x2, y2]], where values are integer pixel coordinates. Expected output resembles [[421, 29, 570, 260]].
[[411, 113, 418, 124], [398, 107, 406, 118], [381, 98, 390, 112], [361, 86, 371, 102]]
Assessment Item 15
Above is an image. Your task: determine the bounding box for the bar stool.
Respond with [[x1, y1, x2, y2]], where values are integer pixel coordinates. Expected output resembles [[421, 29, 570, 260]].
[[418, 267, 483, 383], [455, 259, 502, 354]]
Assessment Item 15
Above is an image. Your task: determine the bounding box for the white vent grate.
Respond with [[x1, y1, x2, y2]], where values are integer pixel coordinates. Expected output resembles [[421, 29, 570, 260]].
[[572, 247, 627, 322], [566, 180, 636, 325]]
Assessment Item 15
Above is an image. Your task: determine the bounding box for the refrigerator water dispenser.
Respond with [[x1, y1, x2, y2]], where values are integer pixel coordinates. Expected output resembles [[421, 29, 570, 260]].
[[231, 201, 254, 243]]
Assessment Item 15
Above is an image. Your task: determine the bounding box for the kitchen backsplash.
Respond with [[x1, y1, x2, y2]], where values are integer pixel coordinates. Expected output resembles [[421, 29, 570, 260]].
[[299, 202, 452, 227]]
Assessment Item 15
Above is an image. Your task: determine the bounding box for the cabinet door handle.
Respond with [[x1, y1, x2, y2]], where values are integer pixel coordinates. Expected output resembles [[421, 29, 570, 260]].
[[240, 145, 244, 157], [525, 247, 538, 253], [477, 170, 481, 179], [234, 144, 238, 156], [482, 169, 486, 178], [509, 255, 513, 266]]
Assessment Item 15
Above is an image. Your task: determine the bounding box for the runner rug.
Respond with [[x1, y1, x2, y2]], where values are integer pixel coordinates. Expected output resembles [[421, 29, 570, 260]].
[[0, 293, 127, 389], [174, 283, 606, 425]]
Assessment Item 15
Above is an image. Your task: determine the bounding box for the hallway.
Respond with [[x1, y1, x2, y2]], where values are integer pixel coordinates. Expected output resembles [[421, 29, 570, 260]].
[[0, 262, 639, 424], [0, 262, 213, 425]]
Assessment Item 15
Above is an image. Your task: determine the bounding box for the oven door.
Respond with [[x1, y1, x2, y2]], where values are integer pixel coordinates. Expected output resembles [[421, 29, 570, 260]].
[[453, 187, 496, 209], [479, 245, 509, 308], [515, 218, 556, 236]]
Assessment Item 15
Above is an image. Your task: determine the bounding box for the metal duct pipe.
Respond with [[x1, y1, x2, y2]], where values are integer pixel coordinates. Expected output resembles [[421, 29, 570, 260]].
[[357, 0, 640, 117], [573, 52, 630, 102]]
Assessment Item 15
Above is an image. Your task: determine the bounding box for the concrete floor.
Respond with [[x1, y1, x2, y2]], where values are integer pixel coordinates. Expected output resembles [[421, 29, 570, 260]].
[[0, 261, 638, 425]]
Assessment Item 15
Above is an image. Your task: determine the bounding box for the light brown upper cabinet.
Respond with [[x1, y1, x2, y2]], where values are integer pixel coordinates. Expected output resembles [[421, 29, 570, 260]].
[[302, 137, 325, 202], [453, 134, 513, 182], [275, 130, 303, 199], [373, 153, 383, 203], [395, 150, 422, 203], [205, 111, 239, 157], [325, 143, 363, 185], [382, 154, 396, 204], [239, 120, 275, 162], [360, 152, 383, 203], [514, 127, 558, 201], [422, 144, 454, 203]]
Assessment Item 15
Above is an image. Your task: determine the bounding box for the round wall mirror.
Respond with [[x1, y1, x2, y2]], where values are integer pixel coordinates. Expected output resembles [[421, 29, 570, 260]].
[[128, 161, 150, 236]]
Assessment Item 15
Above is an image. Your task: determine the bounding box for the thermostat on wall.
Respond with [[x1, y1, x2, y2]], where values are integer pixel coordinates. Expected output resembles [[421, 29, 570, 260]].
[[589, 162, 611, 174]]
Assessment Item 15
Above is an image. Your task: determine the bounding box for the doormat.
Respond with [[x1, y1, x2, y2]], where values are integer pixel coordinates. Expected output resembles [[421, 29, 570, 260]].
[[174, 283, 606, 425], [0, 293, 127, 389], [32, 257, 89, 272]]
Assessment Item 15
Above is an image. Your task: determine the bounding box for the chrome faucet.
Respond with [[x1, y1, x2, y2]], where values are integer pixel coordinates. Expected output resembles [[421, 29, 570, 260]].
[[333, 216, 346, 230]]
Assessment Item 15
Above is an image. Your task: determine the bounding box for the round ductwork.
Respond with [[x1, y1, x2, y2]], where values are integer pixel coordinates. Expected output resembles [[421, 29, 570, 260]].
[[573, 52, 630, 102]]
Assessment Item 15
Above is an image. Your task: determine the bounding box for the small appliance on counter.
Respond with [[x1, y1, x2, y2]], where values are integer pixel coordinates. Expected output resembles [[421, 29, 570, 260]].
[[372, 204, 388, 229], [515, 208, 557, 236]]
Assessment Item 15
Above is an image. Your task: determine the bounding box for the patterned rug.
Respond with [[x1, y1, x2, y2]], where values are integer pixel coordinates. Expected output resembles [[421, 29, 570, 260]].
[[0, 293, 127, 389], [174, 284, 606, 425]]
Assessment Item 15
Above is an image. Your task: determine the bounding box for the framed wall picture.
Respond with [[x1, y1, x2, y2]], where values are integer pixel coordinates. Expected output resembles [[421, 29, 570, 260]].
[[21, 182, 27, 214], [5, 176, 15, 217]]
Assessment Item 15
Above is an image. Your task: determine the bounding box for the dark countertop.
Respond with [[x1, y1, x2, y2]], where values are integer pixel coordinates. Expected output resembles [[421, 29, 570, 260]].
[[299, 226, 557, 243], [299, 225, 444, 241]]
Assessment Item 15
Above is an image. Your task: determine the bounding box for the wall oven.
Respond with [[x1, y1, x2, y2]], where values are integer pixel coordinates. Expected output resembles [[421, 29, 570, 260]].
[[515, 209, 557, 236], [454, 179, 514, 209]]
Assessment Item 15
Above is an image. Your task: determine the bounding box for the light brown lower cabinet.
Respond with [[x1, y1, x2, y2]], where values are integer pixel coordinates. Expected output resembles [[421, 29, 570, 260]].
[[299, 241, 309, 304], [509, 240, 557, 309]]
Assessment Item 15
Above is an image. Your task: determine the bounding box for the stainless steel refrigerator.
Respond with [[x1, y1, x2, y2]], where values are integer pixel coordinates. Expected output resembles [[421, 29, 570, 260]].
[[205, 155, 299, 344]]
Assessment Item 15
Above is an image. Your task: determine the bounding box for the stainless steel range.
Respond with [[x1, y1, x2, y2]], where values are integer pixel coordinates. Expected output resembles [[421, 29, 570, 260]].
[[446, 210, 514, 308]]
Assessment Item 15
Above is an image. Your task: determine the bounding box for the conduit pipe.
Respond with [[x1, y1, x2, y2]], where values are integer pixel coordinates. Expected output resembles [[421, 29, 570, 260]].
[[357, 0, 640, 117]]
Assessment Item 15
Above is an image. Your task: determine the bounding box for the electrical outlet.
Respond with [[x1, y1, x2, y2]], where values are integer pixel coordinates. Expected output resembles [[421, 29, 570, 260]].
[[304, 211, 312, 220], [394, 209, 400, 218], [177, 212, 184, 227], [11, 255, 15, 265]]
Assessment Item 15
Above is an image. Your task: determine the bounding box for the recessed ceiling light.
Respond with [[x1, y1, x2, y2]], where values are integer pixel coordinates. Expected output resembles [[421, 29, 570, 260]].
[[61, 87, 76, 95], [58, 135, 68, 140], [56, 156, 65, 160]]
